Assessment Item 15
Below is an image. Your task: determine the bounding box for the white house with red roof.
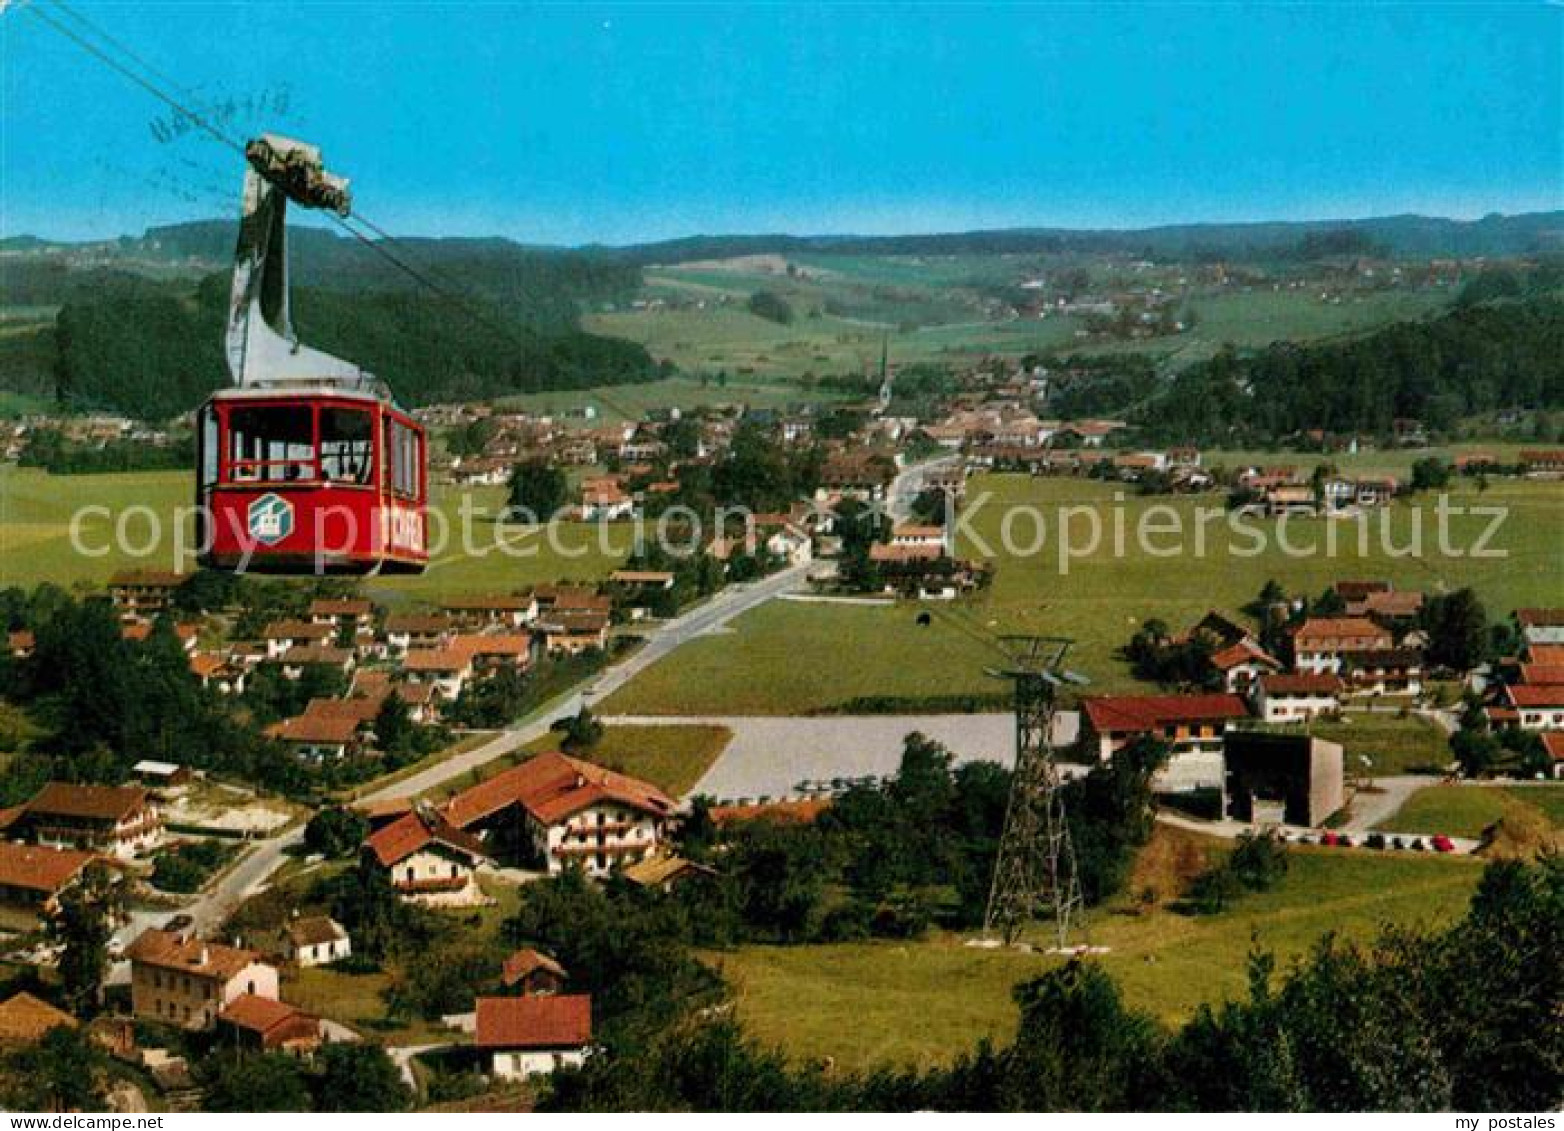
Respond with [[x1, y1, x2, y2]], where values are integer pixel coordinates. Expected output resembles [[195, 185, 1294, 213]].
[[441, 751, 676, 877], [363, 804, 492, 906], [1078, 694, 1251, 762], [475, 994, 592, 1079], [1252, 673, 1344, 723]]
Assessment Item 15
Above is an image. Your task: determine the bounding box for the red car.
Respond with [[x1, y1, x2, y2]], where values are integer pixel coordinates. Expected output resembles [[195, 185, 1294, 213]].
[[1430, 835, 1457, 853]]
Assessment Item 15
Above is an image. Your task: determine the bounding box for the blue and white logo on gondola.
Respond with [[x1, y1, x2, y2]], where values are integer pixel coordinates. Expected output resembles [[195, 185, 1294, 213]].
[[248, 492, 294, 545]]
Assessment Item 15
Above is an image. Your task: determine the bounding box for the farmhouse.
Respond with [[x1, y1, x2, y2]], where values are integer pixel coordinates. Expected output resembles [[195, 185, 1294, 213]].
[[401, 648, 474, 701], [1339, 648, 1425, 696], [0, 842, 102, 916], [11, 783, 160, 858], [538, 610, 610, 656], [475, 994, 592, 1080], [1078, 694, 1250, 762], [308, 598, 374, 637], [127, 928, 280, 1031], [1292, 617, 1393, 674], [364, 805, 491, 906], [265, 711, 364, 761], [261, 620, 334, 659], [1252, 673, 1343, 723], [441, 751, 676, 877]]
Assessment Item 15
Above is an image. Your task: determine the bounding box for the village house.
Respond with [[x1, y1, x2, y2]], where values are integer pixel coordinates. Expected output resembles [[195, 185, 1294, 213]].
[[1320, 475, 1398, 512], [440, 594, 537, 630], [1519, 450, 1564, 479], [262, 620, 335, 659], [1078, 694, 1251, 762], [107, 569, 186, 621], [500, 949, 567, 996], [0, 841, 103, 917], [620, 854, 718, 894], [1292, 617, 1394, 674], [9, 783, 160, 858], [1209, 639, 1283, 693], [579, 477, 635, 521], [308, 598, 375, 639], [451, 457, 512, 487], [441, 751, 676, 877], [277, 645, 356, 682], [282, 916, 351, 968], [1340, 648, 1425, 696], [538, 610, 610, 656], [1252, 673, 1344, 723], [364, 804, 491, 906], [123, 621, 199, 654], [265, 711, 364, 761], [384, 613, 456, 655], [1504, 684, 1564, 731], [889, 523, 946, 552], [190, 652, 248, 694], [7, 629, 34, 659], [401, 647, 475, 702], [452, 633, 535, 676], [1264, 484, 1317, 516], [608, 570, 676, 618], [475, 994, 593, 1080], [217, 994, 322, 1057], [128, 927, 280, 1031]]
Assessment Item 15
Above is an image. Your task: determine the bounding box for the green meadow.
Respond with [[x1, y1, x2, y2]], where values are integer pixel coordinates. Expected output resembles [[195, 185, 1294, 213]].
[[714, 840, 1482, 1072], [607, 474, 1563, 713]]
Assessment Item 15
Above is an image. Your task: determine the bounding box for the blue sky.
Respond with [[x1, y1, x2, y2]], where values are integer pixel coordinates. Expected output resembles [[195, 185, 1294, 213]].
[[2, 2, 1560, 243]]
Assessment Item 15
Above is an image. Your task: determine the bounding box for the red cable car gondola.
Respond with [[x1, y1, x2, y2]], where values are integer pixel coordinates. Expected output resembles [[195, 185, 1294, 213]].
[[196, 135, 427, 574]]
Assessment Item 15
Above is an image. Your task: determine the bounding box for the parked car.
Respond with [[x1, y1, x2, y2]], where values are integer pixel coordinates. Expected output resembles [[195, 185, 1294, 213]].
[[1430, 834, 1456, 853]]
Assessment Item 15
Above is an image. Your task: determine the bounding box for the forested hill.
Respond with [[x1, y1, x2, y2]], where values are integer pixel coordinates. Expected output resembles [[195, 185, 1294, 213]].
[[604, 210, 1564, 265], [1133, 295, 1564, 444], [51, 271, 660, 419], [0, 225, 658, 418]]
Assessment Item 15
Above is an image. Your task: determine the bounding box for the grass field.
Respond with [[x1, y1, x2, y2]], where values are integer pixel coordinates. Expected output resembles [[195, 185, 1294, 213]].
[[608, 475, 1563, 713], [715, 838, 1483, 1072], [495, 374, 852, 422], [588, 257, 1456, 379], [524, 723, 732, 796], [1376, 783, 1564, 838], [601, 599, 1001, 715], [0, 466, 628, 598], [1304, 713, 1452, 775]]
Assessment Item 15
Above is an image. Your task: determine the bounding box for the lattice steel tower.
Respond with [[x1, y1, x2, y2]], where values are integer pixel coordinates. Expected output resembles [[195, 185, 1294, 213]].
[[983, 635, 1087, 949]]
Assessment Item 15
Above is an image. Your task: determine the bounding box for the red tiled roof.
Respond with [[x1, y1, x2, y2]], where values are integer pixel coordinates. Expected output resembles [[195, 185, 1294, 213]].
[[1518, 665, 1564, 687], [1209, 640, 1279, 672], [1542, 733, 1564, 764], [265, 714, 360, 746], [1507, 685, 1564, 708], [126, 929, 264, 981], [1261, 673, 1344, 696], [1293, 618, 1390, 646], [26, 782, 149, 823], [500, 948, 567, 987], [442, 751, 675, 830], [262, 620, 333, 641], [1516, 608, 1564, 628], [1082, 693, 1250, 733], [0, 842, 98, 895], [402, 648, 470, 673], [218, 994, 316, 1036], [1362, 590, 1424, 618], [474, 994, 591, 1050], [365, 807, 489, 868], [278, 645, 353, 667], [1526, 645, 1564, 666], [384, 614, 455, 635]]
